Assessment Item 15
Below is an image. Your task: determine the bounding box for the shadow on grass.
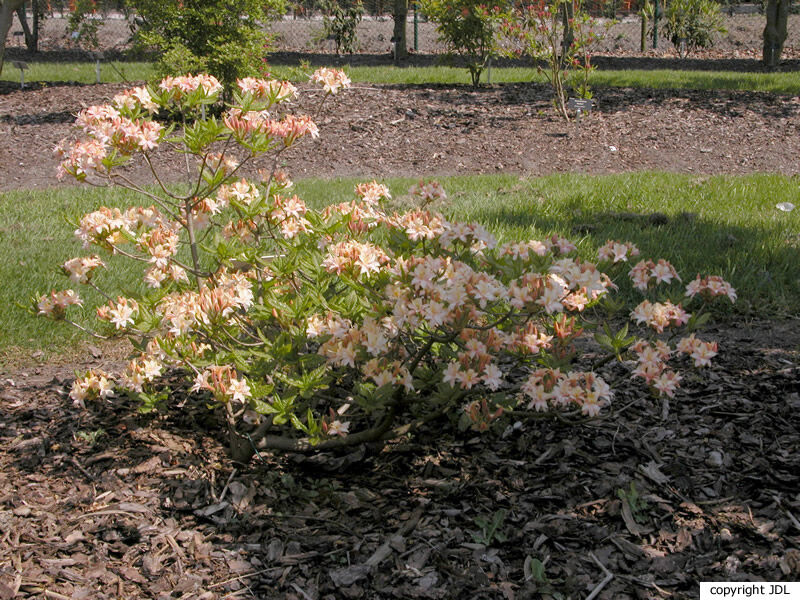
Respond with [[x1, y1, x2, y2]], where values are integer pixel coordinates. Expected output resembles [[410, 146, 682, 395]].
[[268, 50, 795, 73], [473, 200, 800, 312]]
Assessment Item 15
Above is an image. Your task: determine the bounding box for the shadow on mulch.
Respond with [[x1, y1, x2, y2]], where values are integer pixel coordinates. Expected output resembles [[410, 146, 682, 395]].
[[1, 321, 799, 598]]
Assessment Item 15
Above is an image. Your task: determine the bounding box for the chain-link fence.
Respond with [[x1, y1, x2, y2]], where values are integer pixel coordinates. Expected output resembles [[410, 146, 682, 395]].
[[6, 3, 799, 59], [6, 8, 133, 57], [269, 10, 799, 57]]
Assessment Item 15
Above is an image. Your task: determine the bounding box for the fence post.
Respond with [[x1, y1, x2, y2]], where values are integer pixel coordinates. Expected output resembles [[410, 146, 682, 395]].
[[413, 1, 418, 51], [652, 0, 659, 49], [640, 12, 647, 52]]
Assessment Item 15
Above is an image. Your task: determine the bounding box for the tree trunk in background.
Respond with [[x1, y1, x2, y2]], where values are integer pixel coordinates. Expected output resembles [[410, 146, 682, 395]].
[[0, 0, 27, 75], [763, 0, 789, 67], [16, 0, 38, 52], [392, 0, 407, 63], [560, 0, 574, 67]]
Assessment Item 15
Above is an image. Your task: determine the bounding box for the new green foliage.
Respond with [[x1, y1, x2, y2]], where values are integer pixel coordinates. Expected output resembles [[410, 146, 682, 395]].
[[129, 0, 285, 91], [662, 0, 726, 57], [419, 0, 511, 86]]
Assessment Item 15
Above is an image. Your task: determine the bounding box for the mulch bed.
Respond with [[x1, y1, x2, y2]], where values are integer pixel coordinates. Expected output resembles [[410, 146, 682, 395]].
[[3, 60, 800, 191], [1, 319, 800, 599]]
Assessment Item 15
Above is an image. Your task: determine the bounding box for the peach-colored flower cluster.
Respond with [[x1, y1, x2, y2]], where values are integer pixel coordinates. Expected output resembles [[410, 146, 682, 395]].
[[630, 340, 682, 397], [269, 114, 320, 145], [321, 405, 352, 437], [222, 219, 258, 243], [190, 365, 251, 404], [550, 258, 613, 302], [392, 210, 446, 241], [598, 240, 640, 263], [317, 323, 371, 368], [551, 235, 578, 255], [322, 418, 351, 437], [409, 180, 447, 203], [306, 312, 353, 339], [222, 107, 269, 138], [311, 315, 411, 389], [388, 255, 480, 323], [62, 255, 104, 283], [112, 86, 158, 113], [74, 205, 166, 249], [355, 181, 391, 204], [322, 240, 391, 277], [439, 220, 497, 252], [499, 239, 549, 260], [685, 274, 737, 303], [629, 258, 680, 290], [676, 334, 719, 367], [74, 206, 129, 248], [362, 357, 414, 390], [37, 289, 82, 317], [630, 299, 689, 333], [219, 178, 260, 207], [205, 152, 240, 177], [510, 320, 554, 353], [75, 104, 163, 153], [323, 198, 385, 233], [145, 264, 190, 289], [120, 355, 164, 393], [271, 194, 312, 239], [237, 77, 297, 102], [69, 369, 116, 406], [55, 83, 168, 181], [506, 264, 605, 316], [54, 138, 108, 180], [464, 398, 505, 431], [630, 334, 717, 397], [137, 223, 180, 269], [442, 335, 506, 391], [159, 73, 223, 100], [522, 368, 612, 416], [73, 205, 187, 288], [223, 109, 319, 146], [310, 67, 352, 95], [158, 271, 253, 336], [96, 296, 139, 330]]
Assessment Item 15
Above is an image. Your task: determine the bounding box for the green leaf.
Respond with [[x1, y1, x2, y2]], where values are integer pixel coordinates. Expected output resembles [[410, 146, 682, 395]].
[[524, 556, 548, 584], [594, 331, 614, 351], [251, 396, 277, 415]]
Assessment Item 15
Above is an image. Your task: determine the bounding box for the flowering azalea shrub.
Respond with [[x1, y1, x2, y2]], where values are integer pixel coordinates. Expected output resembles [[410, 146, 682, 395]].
[[38, 71, 735, 462]]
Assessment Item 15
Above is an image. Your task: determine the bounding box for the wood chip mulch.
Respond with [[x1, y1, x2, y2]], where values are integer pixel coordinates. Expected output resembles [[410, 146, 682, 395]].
[[1, 319, 799, 599]]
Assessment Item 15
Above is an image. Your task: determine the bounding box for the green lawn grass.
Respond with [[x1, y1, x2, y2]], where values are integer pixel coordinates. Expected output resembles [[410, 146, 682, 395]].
[[4, 60, 800, 94], [278, 65, 800, 95], [0, 61, 155, 85], [2, 173, 799, 364], [588, 69, 800, 95]]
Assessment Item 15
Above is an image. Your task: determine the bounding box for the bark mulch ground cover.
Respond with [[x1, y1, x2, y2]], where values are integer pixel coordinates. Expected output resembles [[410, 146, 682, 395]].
[[1, 320, 799, 599], [3, 63, 800, 190], [1, 59, 800, 599]]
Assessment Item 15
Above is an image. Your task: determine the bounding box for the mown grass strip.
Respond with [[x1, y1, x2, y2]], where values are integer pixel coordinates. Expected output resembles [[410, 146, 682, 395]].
[[270, 64, 800, 94], [2, 172, 798, 363], [0, 61, 155, 85], [4, 60, 800, 94]]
